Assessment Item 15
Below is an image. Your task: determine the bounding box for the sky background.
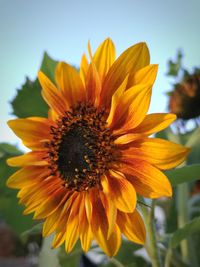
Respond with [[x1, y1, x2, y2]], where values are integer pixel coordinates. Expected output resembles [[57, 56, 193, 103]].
[[0, 0, 200, 149]]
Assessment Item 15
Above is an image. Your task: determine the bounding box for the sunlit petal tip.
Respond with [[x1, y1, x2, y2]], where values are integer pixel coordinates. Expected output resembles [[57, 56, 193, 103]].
[[165, 181, 173, 198], [7, 157, 18, 167]]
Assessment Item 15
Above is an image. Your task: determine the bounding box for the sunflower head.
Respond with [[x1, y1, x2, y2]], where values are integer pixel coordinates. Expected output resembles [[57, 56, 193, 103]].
[[7, 38, 189, 257], [169, 70, 200, 120]]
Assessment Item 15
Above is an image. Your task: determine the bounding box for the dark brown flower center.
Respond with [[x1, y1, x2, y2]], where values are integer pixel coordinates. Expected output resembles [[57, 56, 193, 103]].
[[46, 103, 117, 191]]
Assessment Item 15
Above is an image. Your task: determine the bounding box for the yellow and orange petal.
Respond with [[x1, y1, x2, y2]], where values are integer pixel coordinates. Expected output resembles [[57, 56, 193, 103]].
[[7, 38, 189, 257]]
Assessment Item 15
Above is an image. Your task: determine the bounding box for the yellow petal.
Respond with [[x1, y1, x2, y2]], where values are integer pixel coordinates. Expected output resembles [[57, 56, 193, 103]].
[[38, 71, 68, 115], [117, 84, 152, 133], [7, 117, 52, 149], [52, 230, 67, 248], [43, 208, 61, 236], [133, 113, 177, 135], [34, 188, 67, 219], [100, 42, 150, 107], [65, 195, 81, 252], [48, 108, 59, 121], [111, 83, 152, 132], [79, 193, 93, 252], [106, 75, 128, 127], [90, 191, 121, 257], [100, 224, 121, 257], [7, 151, 48, 167], [100, 191, 117, 239], [101, 171, 136, 213], [85, 191, 92, 222], [120, 160, 172, 198], [114, 133, 143, 145], [114, 113, 177, 144], [93, 38, 116, 81], [85, 62, 101, 106], [6, 166, 49, 189], [123, 138, 190, 170], [127, 64, 158, 88], [117, 209, 146, 244], [80, 53, 89, 85], [55, 62, 85, 106]]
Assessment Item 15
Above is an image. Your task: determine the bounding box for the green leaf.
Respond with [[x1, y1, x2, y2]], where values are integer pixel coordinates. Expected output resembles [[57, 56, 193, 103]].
[[166, 164, 200, 186], [38, 235, 61, 267], [11, 78, 48, 118], [0, 143, 34, 234], [11, 52, 58, 119], [155, 127, 180, 144], [40, 52, 58, 83], [170, 216, 200, 248], [58, 242, 82, 267], [21, 222, 43, 238], [0, 143, 21, 156], [166, 50, 183, 77], [185, 127, 200, 164]]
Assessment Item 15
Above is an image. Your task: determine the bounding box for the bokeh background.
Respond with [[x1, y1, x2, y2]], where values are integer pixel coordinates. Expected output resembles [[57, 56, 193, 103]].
[[1, 0, 200, 148]]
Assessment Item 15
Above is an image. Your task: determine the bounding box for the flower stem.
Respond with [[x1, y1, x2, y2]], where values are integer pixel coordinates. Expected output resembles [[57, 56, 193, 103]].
[[177, 183, 189, 263], [142, 201, 162, 267], [109, 257, 125, 267]]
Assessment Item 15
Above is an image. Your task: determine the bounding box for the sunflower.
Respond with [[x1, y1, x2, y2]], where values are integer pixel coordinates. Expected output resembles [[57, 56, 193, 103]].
[[7, 38, 189, 257]]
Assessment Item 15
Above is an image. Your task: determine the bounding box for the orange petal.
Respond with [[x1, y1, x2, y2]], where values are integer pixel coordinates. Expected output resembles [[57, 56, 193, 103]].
[[79, 193, 93, 252], [7, 117, 52, 149], [122, 138, 190, 170], [114, 133, 143, 145], [80, 54, 89, 85], [127, 64, 158, 88], [110, 82, 152, 132], [38, 71, 68, 115], [18, 176, 61, 204], [33, 188, 67, 219], [117, 209, 146, 244], [93, 38, 116, 81], [101, 171, 136, 213], [52, 230, 67, 248], [6, 166, 49, 189], [100, 191, 117, 238], [106, 75, 128, 127], [85, 62, 101, 106], [55, 62, 86, 106], [100, 42, 150, 107], [43, 208, 62, 236], [115, 84, 152, 133], [120, 160, 172, 198], [133, 113, 177, 135], [65, 194, 82, 252], [7, 151, 48, 167], [85, 190, 92, 222], [90, 191, 121, 257]]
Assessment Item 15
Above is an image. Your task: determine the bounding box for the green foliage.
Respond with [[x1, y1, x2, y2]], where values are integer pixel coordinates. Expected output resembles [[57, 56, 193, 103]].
[[170, 216, 200, 248], [40, 52, 58, 83], [11, 78, 48, 118], [38, 236, 61, 267], [21, 222, 43, 238], [58, 242, 82, 267], [11, 52, 58, 118], [166, 50, 183, 77], [0, 143, 34, 234], [99, 241, 148, 267], [166, 164, 200, 186]]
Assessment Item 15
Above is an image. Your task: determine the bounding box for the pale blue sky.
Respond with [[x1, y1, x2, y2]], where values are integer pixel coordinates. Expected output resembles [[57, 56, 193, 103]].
[[0, 0, 200, 148]]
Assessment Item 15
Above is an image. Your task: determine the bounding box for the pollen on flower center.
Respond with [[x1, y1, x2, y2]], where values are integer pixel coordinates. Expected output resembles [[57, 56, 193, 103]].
[[46, 103, 117, 191]]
